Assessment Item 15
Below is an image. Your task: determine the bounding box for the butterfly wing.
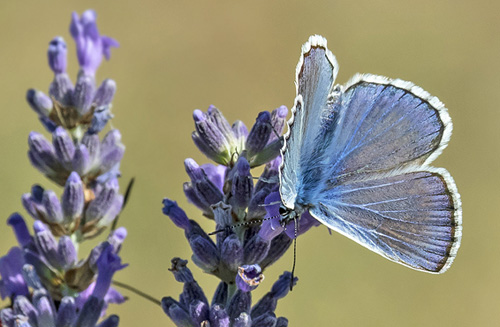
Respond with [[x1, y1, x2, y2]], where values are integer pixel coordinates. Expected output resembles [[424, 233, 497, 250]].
[[280, 35, 339, 209], [325, 74, 452, 187], [308, 76, 461, 273], [309, 167, 461, 273]]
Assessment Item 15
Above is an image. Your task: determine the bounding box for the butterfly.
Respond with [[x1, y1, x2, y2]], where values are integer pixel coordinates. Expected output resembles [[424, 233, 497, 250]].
[[278, 35, 462, 273]]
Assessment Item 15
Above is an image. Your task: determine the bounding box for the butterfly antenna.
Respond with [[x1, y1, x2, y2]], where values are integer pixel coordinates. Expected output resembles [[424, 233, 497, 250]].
[[290, 216, 299, 291], [208, 215, 280, 235], [112, 280, 161, 306]]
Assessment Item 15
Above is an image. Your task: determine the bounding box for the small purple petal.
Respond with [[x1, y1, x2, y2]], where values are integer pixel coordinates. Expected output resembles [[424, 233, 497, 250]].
[[0, 247, 29, 299], [236, 265, 264, 292], [93, 244, 127, 300], [7, 213, 32, 248]]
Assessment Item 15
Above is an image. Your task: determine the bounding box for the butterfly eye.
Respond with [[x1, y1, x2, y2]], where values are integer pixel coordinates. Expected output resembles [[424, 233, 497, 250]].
[[279, 206, 287, 216]]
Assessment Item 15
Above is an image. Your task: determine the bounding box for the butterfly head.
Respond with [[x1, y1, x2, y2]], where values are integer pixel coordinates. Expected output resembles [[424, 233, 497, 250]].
[[278, 204, 305, 227]]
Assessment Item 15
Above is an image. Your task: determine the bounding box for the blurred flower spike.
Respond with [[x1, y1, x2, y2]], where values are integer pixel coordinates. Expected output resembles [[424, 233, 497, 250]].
[[1, 9, 128, 326]]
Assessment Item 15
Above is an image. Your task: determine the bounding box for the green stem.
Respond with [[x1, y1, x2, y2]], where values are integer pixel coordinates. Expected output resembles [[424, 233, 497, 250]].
[[226, 282, 237, 306]]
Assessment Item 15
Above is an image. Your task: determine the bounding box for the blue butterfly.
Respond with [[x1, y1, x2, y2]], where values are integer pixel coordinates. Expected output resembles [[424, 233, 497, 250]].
[[279, 35, 462, 273]]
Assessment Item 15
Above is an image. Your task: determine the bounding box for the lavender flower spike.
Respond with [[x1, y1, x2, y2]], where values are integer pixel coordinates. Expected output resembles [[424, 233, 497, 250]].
[[70, 10, 119, 75]]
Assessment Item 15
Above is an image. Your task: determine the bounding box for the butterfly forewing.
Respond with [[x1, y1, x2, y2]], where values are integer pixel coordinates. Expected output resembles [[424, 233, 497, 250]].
[[324, 75, 452, 187], [280, 35, 339, 209]]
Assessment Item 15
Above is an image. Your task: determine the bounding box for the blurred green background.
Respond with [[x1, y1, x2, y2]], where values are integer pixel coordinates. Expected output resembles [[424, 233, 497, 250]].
[[0, 1, 498, 326]]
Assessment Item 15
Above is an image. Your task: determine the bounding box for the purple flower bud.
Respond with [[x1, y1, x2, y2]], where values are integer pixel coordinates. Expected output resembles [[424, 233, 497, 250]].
[[58, 236, 78, 269], [73, 73, 95, 115], [107, 227, 127, 253], [82, 132, 100, 163], [75, 296, 104, 327], [207, 106, 233, 137], [7, 213, 32, 248], [189, 235, 220, 272], [269, 106, 288, 143], [247, 188, 272, 220], [227, 290, 251, 321], [200, 163, 226, 192], [32, 289, 55, 326], [42, 190, 64, 224], [180, 279, 208, 312], [251, 313, 276, 327], [26, 89, 53, 117], [182, 183, 208, 212], [209, 304, 230, 327], [39, 116, 58, 133], [250, 138, 282, 167], [232, 120, 248, 143], [212, 202, 233, 247], [55, 297, 77, 327], [13, 296, 38, 325], [89, 105, 114, 134], [85, 178, 119, 223], [185, 158, 224, 207], [260, 233, 292, 269], [33, 221, 61, 269], [243, 235, 270, 265], [0, 247, 29, 299], [230, 156, 253, 211], [163, 199, 191, 231], [220, 234, 243, 271], [21, 264, 42, 290], [49, 73, 74, 106], [100, 130, 125, 173], [189, 300, 209, 325], [47, 37, 67, 74], [254, 157, 281, 194], [192, 109, 232, 165], [70, 10, 119, 75], [52, 127, 75, 168], [93, 244, 127, 300], [28, 132, 60, 177], [72, 144, 91, 175], [61, 172, 85, 222], [233, 312, 252, 327], [97, 193, 123, 228], [161, 297, 195, 327], [0, 308, 14, 326], [97, 315, 120, 327], [276, 316, 289, 327], [94, 79, 116, 107], [236, 265, 264, 293], [246, 111, 272, 156], [212, 282, 228, 306], [168, 258, 193, 283], [270, 272, 297, 299]]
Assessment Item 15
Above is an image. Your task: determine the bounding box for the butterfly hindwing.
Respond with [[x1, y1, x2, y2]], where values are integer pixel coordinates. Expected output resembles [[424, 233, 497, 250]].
[[309, 167, 461, 273]]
